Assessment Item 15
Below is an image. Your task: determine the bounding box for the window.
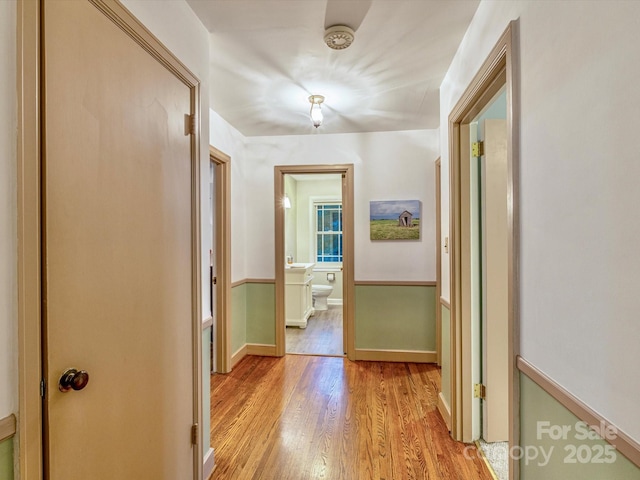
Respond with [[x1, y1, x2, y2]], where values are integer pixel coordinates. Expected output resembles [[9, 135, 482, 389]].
[[315, 203, 342, 263]]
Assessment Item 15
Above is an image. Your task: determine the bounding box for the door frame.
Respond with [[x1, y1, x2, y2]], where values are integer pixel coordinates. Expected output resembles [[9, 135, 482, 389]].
[[17, 1, 203, 477], [274, 164, 355, 360], [209, 146, 232, 373], [435, 158, 442, 366], [448, 20, 520, 477]]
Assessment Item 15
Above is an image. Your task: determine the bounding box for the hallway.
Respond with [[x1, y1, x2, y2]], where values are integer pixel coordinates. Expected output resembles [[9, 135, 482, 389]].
[[209, 355, 493, 479]]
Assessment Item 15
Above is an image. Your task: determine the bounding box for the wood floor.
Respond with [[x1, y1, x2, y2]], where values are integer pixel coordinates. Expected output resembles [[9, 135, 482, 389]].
[[209, 355, 493, 480], [286, 305, 343, 356]]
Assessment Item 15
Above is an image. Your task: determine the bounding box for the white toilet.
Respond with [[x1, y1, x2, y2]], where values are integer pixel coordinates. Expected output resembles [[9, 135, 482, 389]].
[[311, 285, 333, 311]]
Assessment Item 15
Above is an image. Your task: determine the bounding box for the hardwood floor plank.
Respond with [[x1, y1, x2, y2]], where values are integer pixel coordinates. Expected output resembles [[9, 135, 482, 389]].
[[210, 355, 493, 480], [286, 305, 344, 356]]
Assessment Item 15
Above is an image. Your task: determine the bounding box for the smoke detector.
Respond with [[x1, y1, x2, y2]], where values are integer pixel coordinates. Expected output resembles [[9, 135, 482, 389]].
[[324, 25, 355, 50]]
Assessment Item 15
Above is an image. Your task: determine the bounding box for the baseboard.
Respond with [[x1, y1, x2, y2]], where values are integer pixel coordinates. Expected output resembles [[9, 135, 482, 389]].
[[517, 355, 640, 469], [0, 414, 16, 442], [327, 299, 343, 306], [203, 447, 215, 480], [230, 344, 247, 369], [247, 343, 278, 357], [437, 392, 452, 432], [354, 348, 436, 363]]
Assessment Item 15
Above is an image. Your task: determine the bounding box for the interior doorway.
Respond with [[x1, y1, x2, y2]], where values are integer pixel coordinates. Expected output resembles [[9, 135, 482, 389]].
[[470, 90, 509, 479], [283, 173, 344, 356], [274, 164, 355, 360], [447, 20, 520, 479], [209, 146, 232, 374]]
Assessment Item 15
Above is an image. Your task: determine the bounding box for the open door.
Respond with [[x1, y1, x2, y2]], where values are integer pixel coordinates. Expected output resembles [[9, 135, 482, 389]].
[[481, 118, 509, 442], [42, 1, 200, 477]]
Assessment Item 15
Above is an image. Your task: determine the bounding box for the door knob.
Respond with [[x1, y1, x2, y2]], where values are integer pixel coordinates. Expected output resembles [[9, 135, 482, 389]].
[[59, 368, 90, 392]]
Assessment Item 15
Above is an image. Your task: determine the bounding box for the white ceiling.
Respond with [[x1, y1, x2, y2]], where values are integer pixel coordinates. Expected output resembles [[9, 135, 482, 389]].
[[186, 0, 480, 137]]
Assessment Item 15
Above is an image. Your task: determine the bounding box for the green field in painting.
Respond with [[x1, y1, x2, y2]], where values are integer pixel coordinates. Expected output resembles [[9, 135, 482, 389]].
[[370, 219, 420, 240]]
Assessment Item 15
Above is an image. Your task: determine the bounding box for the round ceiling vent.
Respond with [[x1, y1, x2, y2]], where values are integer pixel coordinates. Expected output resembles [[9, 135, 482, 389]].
[[324, 25, 355, 50]]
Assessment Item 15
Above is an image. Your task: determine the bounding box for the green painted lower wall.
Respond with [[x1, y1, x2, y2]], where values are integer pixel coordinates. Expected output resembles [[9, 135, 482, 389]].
[[231, 282, 276, 351], [246, 283, 275, 345], [354, 285, 436, 351], [0, 436, 13, 479], [231, 283, 247, 353], [520, 373, 640, 479], [440, 303, 451, 408]]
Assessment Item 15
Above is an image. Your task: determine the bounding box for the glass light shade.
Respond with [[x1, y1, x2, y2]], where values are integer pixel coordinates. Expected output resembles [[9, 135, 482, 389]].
[[310, 103, 323, 128]]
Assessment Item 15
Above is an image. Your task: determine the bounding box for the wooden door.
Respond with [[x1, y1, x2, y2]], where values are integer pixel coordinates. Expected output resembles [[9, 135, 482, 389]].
[[481, 119, 509, 442], [43, 1, 199, 478]]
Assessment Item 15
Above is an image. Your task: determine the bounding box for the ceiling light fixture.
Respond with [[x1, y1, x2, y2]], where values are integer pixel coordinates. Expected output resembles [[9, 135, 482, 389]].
[[324, 25, 355, 50], [308, 95, 325, 128]]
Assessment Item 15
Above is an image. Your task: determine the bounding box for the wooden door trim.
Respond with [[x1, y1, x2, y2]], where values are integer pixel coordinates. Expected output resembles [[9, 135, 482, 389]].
[[210, 146, 232, 373], [274, 164, 355, 360], [18, 1, 203, 477], [448, 20, 520, 478], [435, 158, 442, 366]]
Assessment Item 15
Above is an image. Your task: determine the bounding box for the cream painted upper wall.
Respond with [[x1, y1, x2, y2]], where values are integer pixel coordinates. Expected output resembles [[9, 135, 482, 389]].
[[121, 0, 211, 318], [244, 129, 439, 281], [440, 0, 640, 442], [209, 109, 248, 282], [0, 0, 17, 419]]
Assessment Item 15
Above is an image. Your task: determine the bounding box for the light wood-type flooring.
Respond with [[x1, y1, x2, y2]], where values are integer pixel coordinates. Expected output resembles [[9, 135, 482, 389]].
[[209, 355, 493, 480], [286, 305, 344, 356]]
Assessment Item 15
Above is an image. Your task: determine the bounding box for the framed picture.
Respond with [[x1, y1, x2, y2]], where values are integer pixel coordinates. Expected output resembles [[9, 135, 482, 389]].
[[370, 200, 421, 240]]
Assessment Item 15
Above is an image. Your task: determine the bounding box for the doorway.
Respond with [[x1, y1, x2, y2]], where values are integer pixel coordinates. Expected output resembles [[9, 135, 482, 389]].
[[470, 89, 509, 479], [274, 165, 355, 360], [283, 173, 344, 356], [209, 146, 232, 374], [447, 21, 520, 479]]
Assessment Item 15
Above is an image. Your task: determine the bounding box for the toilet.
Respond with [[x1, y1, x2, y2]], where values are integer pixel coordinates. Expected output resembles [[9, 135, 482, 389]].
[[311, 285, 333, 311]]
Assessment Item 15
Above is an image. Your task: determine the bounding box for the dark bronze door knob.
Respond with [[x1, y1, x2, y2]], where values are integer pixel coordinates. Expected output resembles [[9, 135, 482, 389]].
[[59, 368, 90, 392]]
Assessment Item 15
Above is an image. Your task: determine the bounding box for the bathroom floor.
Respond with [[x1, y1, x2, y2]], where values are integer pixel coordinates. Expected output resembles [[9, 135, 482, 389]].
[[285, 305, 344, 356]]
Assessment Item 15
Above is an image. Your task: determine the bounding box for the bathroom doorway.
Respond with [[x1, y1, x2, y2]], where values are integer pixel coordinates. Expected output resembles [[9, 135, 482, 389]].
[[274, 164, 355, 359], [283, 173, 344, 356]]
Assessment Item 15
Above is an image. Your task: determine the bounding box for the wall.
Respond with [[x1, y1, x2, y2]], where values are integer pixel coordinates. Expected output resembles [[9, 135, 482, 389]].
[[209, 109, 248, 283], [440, 0, 640, 460], [355, 285, 436, 351], [283, 175, 297, 264], [519, 374, 640, 479], [245, 129, 439, 281], [0, 0, 17, 476], [294, 176, 342, 264], [0, 438, 13, 479]]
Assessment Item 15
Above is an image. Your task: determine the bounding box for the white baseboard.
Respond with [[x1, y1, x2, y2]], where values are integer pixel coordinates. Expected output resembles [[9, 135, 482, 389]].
[[327, 298, 343, 306], [230, 344, 247, 369], [438, 392, 452, 431], [203, 447, 215, 479]]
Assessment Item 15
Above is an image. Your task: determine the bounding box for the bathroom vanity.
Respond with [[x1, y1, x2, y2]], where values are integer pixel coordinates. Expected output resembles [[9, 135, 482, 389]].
[[285, 263, 315, 328]]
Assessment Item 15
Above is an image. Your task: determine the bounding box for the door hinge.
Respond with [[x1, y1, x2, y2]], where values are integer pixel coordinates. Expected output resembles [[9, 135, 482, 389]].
[[191, 423, 199, 445], [184, 113, 196, 136], [474, 383, 486, 399], [213, 276, 217, 285], [40, 379, 46, 398], [472, 141, 484, 157]]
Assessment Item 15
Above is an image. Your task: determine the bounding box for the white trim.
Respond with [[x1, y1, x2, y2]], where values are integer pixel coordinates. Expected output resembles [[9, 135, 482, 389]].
[[438, 392, 452, 431], [203, 447, 215, 479]]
